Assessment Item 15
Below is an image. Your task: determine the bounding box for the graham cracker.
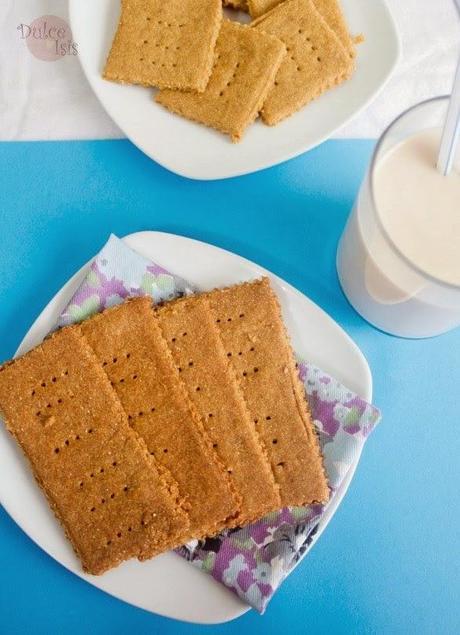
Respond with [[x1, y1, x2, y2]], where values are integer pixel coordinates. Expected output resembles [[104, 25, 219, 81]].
[[103, 0, 223, 92], [0, 327, 188, 575], [252, 0, 354, 125], [155, 295, 281, 526], [250, 0, 356, 58], [223, 0, 249, 10], [156, 20, 286, 142], [81, 297, 240, 539], [314, 0, 356, 57], [205, 278, 329, 508]]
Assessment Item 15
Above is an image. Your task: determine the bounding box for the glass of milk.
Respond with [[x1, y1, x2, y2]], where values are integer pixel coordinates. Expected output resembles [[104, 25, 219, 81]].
[[337, 97, 460, 338]]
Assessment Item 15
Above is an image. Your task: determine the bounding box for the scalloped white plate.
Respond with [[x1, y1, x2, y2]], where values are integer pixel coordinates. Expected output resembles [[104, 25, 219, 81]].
[[69, 0, 399, 180], [0, 232, 372, 623]]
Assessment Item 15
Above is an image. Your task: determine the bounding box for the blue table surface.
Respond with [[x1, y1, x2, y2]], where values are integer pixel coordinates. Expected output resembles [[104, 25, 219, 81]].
[[0, 140, 458, 635]]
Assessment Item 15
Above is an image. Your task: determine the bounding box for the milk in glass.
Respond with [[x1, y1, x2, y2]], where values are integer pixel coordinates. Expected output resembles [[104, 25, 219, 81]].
[[337, 103, 460, 338]]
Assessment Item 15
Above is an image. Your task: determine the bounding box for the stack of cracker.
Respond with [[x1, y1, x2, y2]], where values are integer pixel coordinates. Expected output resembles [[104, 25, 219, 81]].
[[0, 279, 329, 575], [104, 0, 357, 141]]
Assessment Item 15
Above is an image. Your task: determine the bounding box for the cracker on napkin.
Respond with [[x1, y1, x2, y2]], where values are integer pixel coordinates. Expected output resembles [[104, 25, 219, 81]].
[[206, 278, 330, 507], [81, 297, 240, 539], [0, 327, 188, 574], [104, 0, 223, 92], [156, 295, 281, 526], [252, 0, 354, 125], [156, 20, 286, 141]]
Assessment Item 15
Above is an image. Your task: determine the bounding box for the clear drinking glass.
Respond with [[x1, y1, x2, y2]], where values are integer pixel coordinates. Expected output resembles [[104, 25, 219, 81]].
[[337, 97, 460, 338]]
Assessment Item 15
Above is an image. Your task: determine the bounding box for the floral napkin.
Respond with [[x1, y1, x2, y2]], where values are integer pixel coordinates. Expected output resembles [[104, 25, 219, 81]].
[[56, 234, 381, 613]]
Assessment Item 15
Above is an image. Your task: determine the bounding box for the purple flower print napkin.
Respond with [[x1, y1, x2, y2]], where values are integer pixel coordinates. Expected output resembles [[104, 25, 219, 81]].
[[178, 364, 378, 612], [56, 234, 381, 614], [57, 235, 195, 328]]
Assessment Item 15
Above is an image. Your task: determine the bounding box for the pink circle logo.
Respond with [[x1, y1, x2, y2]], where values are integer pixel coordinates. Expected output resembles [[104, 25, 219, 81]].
[[17, 15, 77, 62]]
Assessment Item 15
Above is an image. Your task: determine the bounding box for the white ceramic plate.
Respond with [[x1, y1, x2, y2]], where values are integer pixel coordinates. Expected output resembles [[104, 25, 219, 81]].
[[69, 0, 400, 180], [0, 232, 372, 624]]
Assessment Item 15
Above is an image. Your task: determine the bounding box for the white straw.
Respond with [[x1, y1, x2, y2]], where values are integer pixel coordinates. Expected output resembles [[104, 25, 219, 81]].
[[437, 51, 460, 176]]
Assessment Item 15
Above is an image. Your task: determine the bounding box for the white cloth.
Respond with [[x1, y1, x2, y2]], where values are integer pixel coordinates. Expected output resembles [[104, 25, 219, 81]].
[[0, 0, 458, 141]]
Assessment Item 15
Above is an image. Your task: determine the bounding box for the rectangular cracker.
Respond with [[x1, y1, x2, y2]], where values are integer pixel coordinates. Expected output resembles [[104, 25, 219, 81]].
[[0, 327, 188, 575], [156, 20, 286, 142], [155, 295, 281, 526], [205, 278, 329, 507], [81, 297, 240, 539], [103, 0, 223, 92], [250, 0, 355, 58], [252, 0, 354, 125]]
